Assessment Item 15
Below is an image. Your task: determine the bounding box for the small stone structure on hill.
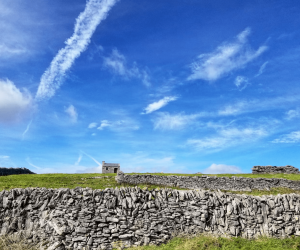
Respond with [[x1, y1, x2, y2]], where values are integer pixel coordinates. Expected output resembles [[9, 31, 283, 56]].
[[0, 167, 35, 176], [252, 165, 300, 174], [102, 161, 120, 174]]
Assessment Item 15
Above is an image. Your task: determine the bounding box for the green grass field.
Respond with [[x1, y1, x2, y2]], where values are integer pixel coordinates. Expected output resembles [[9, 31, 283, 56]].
[[1, 172, 300, 195], [1, 172, 300, 249]]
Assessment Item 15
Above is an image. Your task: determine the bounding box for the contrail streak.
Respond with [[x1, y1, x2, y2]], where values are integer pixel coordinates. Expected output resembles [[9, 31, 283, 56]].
[[81, 150, 102, 166], [22, 119, 32, 139], [35, 0, 119, 101]]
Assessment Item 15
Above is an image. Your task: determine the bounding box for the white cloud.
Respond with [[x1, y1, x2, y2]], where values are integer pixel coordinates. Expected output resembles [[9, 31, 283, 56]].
[[234, 76, 250, 91], [153, 112, 202, 130], [218, 102, 248, 116], [0, 79, 32, 123], [285, 109, 300, 120], [143, 96, 178, 114], [187, 126, 268, 151], [88, 122, 98, 128], [0, 155, 9, 159], [202, 163, 242, 174], [65, 104, 78, 123], [272, 131, 300, 143], [0, 44, 27, 58], [187, 28, 267, 81], [103, 49, 151, 87], [97, 119, 139, 132], [103, 49, 127, 76], [217, 95, 300, 117], [255, 61, 268, 77], [35, 0, 119, 101], [97, 120, 111, 130]]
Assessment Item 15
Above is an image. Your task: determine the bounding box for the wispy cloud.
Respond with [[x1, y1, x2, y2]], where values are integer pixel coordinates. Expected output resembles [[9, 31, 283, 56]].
[[255, 61, 268, 77], [88, 122, 98, 128], [97, 120, 111, 130], [234, 76, 250, 91], [202, 163, 242, 174], [35, 0, 119, 101], [285, 109, 300, 120], [65, 104, 78, 123], [272, 131, 300, 143], [103, 49, 151, 87], [217, 95, 300, 117], [153, 112, 202, 130], [187, 126, 268, 151], [218, 101, 248, 116], [187, 28, 267, 81], [22, 119, 33, 139], [104, 49, 126, 75], [96, 119, 139, 132], [0, 79, 33, 124], [0, 44, 27, 59], [142, 96, 178, 114]]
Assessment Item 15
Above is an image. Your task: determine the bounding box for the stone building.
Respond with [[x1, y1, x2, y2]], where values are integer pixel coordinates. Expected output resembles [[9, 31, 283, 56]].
[[101, 161, 120, 174]]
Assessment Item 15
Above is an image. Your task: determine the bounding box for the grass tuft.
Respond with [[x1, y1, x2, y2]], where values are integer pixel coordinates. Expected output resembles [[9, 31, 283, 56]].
[[126, 234, 300, 250]]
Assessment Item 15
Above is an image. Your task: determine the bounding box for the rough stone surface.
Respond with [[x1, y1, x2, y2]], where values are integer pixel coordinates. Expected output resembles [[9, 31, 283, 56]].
[[252, 165, 300, 174], [0, 167, 35, 176], [116, 172, 300, 191], [1, 185, 300, 249]]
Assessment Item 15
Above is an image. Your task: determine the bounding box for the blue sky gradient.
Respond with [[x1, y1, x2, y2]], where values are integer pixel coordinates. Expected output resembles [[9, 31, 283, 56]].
[[1, 0, 300, 174]]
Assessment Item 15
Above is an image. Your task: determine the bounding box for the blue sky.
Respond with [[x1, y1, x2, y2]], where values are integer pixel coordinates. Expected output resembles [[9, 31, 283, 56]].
[[1, 0, 300, 174]]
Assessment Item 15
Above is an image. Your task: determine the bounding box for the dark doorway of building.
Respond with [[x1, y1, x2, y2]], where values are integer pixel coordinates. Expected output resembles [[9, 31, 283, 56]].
[[114, 168, 118, 173]]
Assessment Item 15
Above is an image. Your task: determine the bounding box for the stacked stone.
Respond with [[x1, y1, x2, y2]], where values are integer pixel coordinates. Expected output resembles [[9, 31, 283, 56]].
[[252, 165, 300, 174], [0, 167, 36, 176], [116, 172, 300, 191], [1, 186, 300, 249]]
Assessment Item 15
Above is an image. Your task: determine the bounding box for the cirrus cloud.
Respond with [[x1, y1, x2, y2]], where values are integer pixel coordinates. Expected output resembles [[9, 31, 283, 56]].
[[142, 96, 178, 114], [187, 28, 267, 81], [272, 131, 300, 143], [187, 126, 268, 151]]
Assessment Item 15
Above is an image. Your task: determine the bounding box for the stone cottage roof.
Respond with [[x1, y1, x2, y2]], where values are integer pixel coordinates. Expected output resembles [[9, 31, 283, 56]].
[[102, 161, 120, 167]]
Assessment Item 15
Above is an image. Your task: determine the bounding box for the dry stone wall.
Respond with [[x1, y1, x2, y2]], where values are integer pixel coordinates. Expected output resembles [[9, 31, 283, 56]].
[[252, 165, 300, 174], [2, 186, 300, 249], [116, 172, 300, 191], [0, 167, 35, 176]]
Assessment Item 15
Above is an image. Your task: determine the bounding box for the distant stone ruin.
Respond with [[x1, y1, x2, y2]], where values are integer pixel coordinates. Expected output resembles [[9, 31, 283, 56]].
[[0, 167, 36, 176], [252, 165, 300, 174]]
